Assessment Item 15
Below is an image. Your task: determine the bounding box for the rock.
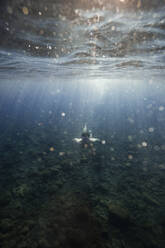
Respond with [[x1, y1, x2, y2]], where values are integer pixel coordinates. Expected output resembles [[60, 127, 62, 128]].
[[108, 202, 131, 229]]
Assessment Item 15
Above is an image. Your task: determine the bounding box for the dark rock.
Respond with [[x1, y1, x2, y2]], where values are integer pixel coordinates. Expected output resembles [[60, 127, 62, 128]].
[[108, 202, 132, 229]]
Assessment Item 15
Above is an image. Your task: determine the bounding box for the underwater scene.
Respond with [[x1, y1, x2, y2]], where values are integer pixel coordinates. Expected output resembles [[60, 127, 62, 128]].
[[0, 0, 165, 247]]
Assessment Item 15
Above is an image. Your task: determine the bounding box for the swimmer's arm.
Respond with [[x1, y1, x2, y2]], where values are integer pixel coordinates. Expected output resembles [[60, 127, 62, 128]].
[[73, 138, 82, 143]]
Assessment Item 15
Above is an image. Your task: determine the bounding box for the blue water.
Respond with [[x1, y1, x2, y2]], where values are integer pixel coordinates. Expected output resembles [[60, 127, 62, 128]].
[[0, 1, 165, 247]]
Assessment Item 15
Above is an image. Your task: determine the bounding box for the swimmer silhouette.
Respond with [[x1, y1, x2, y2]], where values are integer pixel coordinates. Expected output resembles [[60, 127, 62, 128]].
[[73, 124, 99, 145]]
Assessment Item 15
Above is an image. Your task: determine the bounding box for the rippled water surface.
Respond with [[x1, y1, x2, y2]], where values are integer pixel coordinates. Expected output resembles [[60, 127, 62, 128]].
[[0, 1, 165, 78], [0, 1, 165, 248]]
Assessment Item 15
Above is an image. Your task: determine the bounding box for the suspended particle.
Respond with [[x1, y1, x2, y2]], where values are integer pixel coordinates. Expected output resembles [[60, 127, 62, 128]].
[[128, 155, 133, 160], [59, 152, 65, 156], [148, 127, 154, 132], [128, 117, 134, 124], [159, 106, 164, 111], [75, 9, 80, 15], [101, 140, 106, 144], [40, 30, 44, 35], [22, 7, 29, 15], [7, 6, 13, 14], [49, 147, 55, 152], [137, 0, 142, 8], [38, 122, 43, 126], [142, 142, 147, 147], [128, 135, 133, 142], [149, 79, 153, 84], [61, 112, 66, 117], [93, 26, 98, 31]]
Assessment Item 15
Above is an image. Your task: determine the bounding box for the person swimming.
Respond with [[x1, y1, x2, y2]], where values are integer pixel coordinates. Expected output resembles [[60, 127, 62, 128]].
[[73, 124, 100, 144]]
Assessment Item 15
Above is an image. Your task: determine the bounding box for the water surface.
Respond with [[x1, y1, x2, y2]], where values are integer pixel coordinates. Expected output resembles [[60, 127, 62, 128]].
[[0, 1, 165, 247]]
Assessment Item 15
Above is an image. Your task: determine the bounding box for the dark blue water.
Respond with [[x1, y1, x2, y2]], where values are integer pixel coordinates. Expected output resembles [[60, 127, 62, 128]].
[[0, 1, 165, 248]]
